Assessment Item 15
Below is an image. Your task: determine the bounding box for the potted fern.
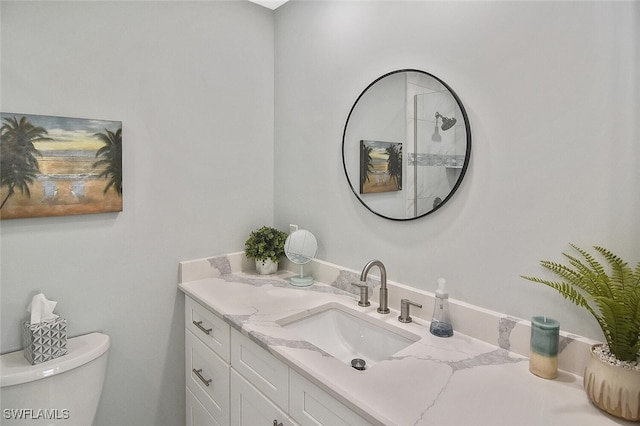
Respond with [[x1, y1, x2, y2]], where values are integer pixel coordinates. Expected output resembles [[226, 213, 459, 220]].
[[522, 244, 640, 421], [244, 226, 288, 275]]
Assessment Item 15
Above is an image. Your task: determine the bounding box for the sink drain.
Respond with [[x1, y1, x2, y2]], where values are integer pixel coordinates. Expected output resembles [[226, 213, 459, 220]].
[[351, 358, 366, 371]]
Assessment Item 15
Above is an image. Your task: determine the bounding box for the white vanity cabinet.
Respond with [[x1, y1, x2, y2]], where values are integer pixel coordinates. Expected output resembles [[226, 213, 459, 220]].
[[184, 296, 371, 426], [184, 297, 231, 426]]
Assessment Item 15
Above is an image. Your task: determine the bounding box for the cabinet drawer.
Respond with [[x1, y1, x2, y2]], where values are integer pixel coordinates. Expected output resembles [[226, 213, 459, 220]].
[[289, 370, 370, 426], [186, 296, 230, 362], [186, 329, 230, 426], [231, 328, 289, 410], [230, 369, 298, 426], [186, 387, 223, 426]]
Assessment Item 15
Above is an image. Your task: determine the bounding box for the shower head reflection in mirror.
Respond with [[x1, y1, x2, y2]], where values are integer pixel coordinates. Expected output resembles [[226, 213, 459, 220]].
[[284, 229, 318, 287], [435, 112, 457, 131], [432, 112, 456, 141]]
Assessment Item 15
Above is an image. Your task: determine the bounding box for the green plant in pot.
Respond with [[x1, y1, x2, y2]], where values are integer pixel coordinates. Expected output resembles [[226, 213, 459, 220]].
[[521, 244, 640, 421], [244, 226, 288, 275]]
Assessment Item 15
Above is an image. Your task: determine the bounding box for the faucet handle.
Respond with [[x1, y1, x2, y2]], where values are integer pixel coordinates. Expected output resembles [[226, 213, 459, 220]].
[[351, 282, 371, 307], [398, 298, 422, 323]]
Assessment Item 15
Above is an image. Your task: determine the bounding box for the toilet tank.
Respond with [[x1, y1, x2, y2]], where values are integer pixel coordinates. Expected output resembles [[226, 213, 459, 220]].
[[0, 332, 110, 425]]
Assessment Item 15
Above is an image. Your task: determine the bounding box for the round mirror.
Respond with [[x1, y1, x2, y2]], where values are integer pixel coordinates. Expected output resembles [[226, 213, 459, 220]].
[[342, 69, 471, 220], [284, 229, 318, 286]]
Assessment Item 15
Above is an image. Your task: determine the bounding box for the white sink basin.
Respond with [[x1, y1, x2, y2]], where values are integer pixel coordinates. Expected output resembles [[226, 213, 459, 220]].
[[277, 303, 420, 369]]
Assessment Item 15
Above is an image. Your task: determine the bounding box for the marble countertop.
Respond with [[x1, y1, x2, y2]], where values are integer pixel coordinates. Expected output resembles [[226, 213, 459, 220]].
[[178, 254, 633, 426]]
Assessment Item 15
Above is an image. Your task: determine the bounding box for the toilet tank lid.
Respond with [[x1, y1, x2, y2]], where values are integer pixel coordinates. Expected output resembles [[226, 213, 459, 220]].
[[0, 332, 110, 387]]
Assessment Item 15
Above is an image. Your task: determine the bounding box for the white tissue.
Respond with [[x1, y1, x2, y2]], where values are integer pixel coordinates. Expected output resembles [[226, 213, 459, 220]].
[[26, 293, 59, 324]]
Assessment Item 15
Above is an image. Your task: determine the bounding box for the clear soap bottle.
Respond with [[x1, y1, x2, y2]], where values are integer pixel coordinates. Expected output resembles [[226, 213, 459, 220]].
[[430, 278, 453, 337]]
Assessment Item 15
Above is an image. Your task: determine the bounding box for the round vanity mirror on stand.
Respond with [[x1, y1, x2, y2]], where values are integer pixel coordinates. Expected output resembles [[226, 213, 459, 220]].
[[284, 229, 318, 287]]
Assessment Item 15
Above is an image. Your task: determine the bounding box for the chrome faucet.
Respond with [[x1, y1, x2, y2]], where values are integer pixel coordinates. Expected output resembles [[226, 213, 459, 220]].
[[360, 260, 390, 314]]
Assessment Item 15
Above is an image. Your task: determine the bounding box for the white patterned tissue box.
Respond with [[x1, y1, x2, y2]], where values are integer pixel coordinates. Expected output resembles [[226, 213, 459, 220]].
[[22, 317, 67, 365]]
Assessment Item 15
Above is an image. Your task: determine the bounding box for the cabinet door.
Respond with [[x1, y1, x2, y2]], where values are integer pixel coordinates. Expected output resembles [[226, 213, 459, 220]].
[[186, 329, 230, 425], [289, 370, 371, 426], [231, 369, 297, 426], [186, 387, 223, 426], [231, 328, 289, 409]]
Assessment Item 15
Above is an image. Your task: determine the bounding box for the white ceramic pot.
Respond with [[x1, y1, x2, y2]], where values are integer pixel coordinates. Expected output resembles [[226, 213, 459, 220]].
[[583, 344, 640, 421], [255, 258, 278, 275]]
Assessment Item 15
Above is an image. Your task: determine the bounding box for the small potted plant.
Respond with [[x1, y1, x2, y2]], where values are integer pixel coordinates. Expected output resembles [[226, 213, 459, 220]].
[[522, 244, 640, 421], [244, 226, 288, 275]]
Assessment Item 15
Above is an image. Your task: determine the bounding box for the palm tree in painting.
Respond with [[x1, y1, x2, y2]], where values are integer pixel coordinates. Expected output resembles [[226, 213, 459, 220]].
[[386, 144, 402, 190], [92, 128, 122, 196], [0, 116, 50, 209], [360, 143, 374, 192]]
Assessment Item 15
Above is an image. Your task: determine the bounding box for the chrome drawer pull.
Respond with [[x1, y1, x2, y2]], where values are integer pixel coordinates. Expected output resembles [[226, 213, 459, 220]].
[[193, 320, 212, 335], [192, 368, 212, 387]]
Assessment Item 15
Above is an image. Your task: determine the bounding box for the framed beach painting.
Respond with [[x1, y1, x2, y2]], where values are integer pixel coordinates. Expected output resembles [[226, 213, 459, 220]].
[[0, 113, 122, 219], [359, 140, 402, 194]]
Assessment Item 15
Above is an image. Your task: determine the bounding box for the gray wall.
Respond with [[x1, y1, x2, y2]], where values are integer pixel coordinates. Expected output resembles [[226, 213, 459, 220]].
[[274, 1, 640, 341], [0, 2, 274, 425]]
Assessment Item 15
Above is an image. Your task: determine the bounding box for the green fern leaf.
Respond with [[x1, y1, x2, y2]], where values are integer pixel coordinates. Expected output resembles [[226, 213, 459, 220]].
[[522, 245, 640, 362]]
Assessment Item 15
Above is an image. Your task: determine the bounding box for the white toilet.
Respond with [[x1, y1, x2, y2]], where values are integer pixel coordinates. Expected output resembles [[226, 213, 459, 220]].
[[0, 332, 110, 425]]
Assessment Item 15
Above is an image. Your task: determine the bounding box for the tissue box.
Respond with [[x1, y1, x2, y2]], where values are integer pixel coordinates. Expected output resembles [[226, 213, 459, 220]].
[[22, 317, 67, 365]]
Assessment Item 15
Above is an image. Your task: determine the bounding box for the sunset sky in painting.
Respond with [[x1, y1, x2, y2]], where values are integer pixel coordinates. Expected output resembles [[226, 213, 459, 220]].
[[1, 113, 120, 154]]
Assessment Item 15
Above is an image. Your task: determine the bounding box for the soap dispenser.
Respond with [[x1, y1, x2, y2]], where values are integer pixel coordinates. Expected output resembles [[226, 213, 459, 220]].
[[430, 278, 453, 337]]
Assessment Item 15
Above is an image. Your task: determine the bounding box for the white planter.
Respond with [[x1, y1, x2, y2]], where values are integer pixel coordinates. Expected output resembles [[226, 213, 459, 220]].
[[255, 259, 278, 275], [583, 344, 640, 421]]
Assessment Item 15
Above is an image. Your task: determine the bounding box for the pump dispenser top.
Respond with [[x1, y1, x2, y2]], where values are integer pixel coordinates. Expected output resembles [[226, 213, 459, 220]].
[[430, 278, 453, 337], [435, 278, 448, 298]]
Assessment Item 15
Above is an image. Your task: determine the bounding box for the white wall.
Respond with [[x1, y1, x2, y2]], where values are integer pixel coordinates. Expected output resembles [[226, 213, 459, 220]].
[[274, 1, 640, 341], [0, 2, 274, 425]]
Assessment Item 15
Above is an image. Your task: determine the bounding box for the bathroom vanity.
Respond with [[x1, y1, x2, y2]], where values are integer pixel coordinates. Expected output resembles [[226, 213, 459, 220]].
[[178, 253, 634, 426], [184, 295, 366, 426]]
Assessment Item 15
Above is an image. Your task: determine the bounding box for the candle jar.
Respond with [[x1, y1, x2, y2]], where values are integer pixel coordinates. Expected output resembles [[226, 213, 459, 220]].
[[529, 316, 560, 379]]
